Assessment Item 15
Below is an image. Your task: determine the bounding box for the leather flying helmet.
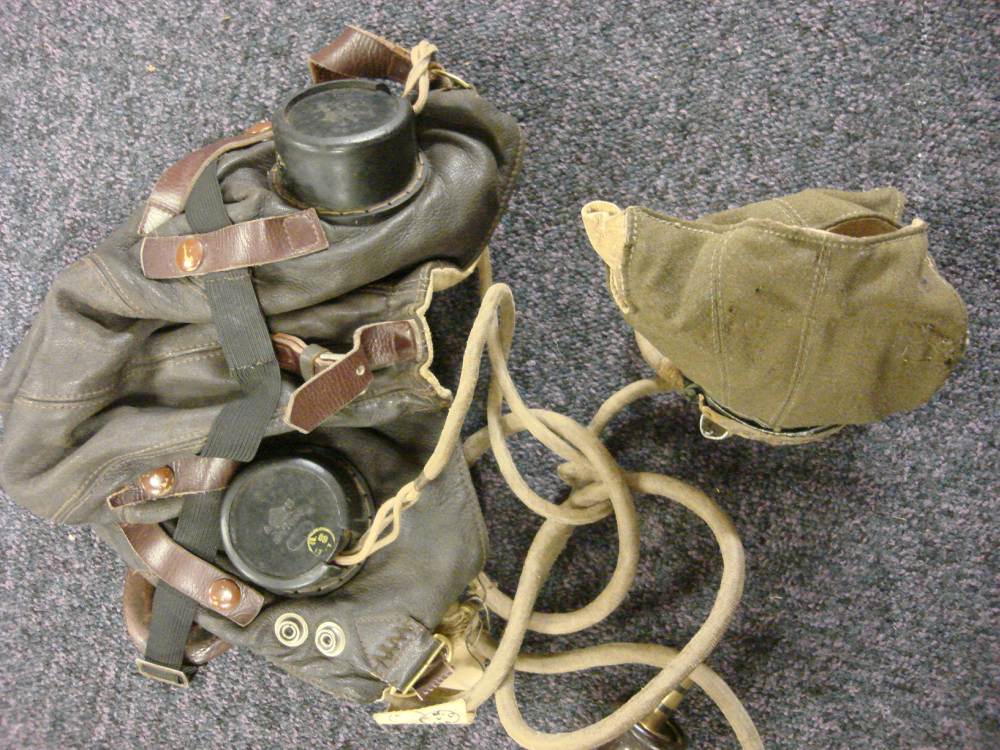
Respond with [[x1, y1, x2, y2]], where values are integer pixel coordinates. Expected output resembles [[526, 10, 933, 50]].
[[0, 26, 522, 701], [2, 23, 969, 750]]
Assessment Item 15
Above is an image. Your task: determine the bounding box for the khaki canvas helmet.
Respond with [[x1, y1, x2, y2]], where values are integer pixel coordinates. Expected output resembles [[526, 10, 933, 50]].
[[583, 188, 968, 445]]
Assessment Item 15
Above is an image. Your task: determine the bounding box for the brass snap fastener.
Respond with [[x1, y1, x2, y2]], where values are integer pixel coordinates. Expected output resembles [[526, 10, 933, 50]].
[[274, 613, 309, 648], [139, 466, 174, 497], [315, 621, 346, 657], [208, 578, 241, 612], [176, 238, 204, 273]]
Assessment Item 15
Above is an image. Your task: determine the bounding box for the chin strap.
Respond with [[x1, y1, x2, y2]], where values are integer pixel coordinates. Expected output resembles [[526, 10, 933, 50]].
[[356, 253, 762, 749]]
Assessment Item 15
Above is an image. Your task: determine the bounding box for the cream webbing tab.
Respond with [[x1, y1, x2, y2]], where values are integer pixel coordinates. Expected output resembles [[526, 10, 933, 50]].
[[582, 201, 631, 312], [581, 200, 627, 267], [373, 698, 475, 726]]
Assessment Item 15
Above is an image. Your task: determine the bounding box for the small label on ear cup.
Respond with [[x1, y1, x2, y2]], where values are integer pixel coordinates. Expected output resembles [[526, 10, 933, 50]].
[[306, 527, 337, 558]]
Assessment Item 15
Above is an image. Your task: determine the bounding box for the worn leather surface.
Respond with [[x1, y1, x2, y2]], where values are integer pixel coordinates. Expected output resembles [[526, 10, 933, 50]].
[[0, 52, 517, 701], [309, 25, 453, 89], [0, 85, 522, 524], [107, 456, 239, 510], [140, 208, 328, 278], [196, 445, 487, 703]]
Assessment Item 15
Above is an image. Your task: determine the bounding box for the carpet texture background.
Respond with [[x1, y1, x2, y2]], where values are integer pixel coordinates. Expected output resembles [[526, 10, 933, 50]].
[[1, 2, 997, 748]]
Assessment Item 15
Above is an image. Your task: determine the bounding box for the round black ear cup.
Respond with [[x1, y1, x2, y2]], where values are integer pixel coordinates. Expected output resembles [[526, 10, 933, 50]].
[[271, 79, 426, 223], [220, 449, 373, 596]]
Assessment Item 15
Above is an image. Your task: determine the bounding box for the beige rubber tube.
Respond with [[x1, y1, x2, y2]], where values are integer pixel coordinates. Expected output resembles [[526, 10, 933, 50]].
[[475, 634, 762, 750], [341, 256, 760, 749]]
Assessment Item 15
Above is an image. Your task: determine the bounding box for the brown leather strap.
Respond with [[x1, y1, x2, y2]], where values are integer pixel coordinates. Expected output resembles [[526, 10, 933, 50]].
[[119, 523, 264, 627], [123, 570, 231, 665], [272, 332, 312, 373], [284, 320, 420, 433], [139, 121, 273, 236], [107, 456, 239, 510], [308, 25, 454, 89], [140, 208, 328, 279]]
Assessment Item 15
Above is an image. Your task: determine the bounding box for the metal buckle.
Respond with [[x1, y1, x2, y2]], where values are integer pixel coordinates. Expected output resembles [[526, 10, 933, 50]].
[[386, 634, 451, 699], [698, 413, 731, 441], [135, 658, 194, 688], [437, 69, 474, 90]]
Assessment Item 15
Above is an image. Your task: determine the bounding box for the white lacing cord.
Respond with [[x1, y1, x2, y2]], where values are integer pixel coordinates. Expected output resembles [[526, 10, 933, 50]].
[[338, 253, 761, 749], [402, 40, 438, 114]]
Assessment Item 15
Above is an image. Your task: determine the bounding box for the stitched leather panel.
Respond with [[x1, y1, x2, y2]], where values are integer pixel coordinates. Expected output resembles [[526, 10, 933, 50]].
[[140, 209, 328, 279]]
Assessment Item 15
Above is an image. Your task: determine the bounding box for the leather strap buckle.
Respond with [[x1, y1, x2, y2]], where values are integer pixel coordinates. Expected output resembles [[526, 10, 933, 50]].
[[385, 633, 451, 699], [135, 658, 195, 687]]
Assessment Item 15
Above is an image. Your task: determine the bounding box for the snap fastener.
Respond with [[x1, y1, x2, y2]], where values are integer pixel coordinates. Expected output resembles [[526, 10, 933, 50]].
[[176, 238, 204, 273], [139, 466, 174, 497], [315, 621, 346, 657], [274, 612, 309, 648], [208, 578, 241, 612]]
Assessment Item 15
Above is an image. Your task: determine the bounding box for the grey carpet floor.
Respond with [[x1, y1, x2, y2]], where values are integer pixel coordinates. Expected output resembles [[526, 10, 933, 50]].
[[1, 2, 997, 748]]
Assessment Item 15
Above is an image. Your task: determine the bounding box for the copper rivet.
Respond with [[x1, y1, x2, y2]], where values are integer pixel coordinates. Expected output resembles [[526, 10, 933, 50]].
[[208, 578, 241, 612], [139, 466, 174, 497], [176, 238, 204, 273]]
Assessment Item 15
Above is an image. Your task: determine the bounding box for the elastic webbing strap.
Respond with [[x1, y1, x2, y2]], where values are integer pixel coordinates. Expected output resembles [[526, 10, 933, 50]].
[[200, 269, 282, 460], [143, 162, 282, 680], [143, 491, 224, 667]]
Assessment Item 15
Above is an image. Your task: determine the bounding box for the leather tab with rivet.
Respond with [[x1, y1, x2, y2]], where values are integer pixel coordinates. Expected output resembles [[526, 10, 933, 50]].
[[119, 523, 264, 626], [123, 570, 231, 665], [108, 456, 239, 511], [284, 320, 419, 433], [139, 208, 329, 279]]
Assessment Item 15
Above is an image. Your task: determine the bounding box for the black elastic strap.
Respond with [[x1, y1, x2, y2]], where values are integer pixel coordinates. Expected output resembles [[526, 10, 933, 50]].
[[142, 162, 282, 680], [200, 269, 282, 460], [143, 491, 224, 668]]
